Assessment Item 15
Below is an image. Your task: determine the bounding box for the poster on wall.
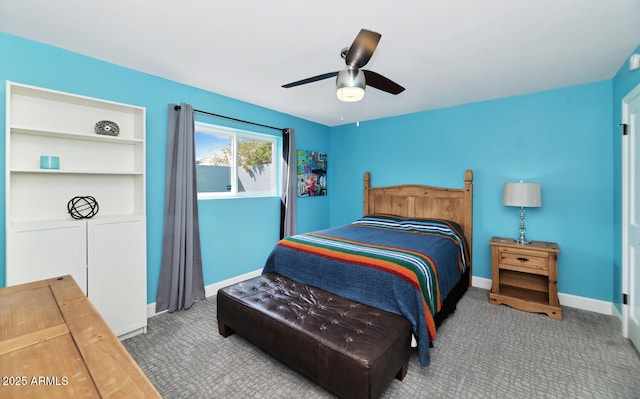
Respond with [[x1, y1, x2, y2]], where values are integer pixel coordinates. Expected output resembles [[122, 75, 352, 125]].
[[297, 150, 327, 197]]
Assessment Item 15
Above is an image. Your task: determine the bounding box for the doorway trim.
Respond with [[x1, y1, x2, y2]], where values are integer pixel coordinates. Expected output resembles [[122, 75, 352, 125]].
[[621, 83, 640, 340]]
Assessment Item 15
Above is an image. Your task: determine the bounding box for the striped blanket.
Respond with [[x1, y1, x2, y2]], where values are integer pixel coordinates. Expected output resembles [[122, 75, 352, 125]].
[[263, 214, 469, 366]]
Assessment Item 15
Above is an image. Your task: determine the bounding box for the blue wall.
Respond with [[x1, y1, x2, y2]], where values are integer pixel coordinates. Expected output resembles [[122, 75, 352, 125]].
[[2, 31, 638, 306], [0, 32, 331, 302], [330, 81, 615, 301]]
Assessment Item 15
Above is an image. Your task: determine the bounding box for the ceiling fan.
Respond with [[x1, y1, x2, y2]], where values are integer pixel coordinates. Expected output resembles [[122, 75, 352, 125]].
[[281, 29, 405, 102]]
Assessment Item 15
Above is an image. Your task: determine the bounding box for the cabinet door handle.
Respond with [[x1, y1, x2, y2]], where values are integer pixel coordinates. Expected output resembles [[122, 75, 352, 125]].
[[516, 257, 529, 263]]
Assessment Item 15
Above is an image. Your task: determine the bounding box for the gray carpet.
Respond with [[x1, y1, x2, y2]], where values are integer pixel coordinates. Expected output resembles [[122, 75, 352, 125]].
[[123, 287, 640, 398]]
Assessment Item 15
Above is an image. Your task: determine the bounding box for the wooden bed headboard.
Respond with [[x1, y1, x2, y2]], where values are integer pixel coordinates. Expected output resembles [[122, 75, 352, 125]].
[[363, 170, 473, 274]]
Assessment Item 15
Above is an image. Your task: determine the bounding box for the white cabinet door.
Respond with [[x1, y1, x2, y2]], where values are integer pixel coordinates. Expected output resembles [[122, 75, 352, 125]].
[[6, 221, 87, 293], [87, 217, 147, 337]]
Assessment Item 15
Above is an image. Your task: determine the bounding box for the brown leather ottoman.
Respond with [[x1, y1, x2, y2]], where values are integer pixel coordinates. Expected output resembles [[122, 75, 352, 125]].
[[217, 272, 412, 399]]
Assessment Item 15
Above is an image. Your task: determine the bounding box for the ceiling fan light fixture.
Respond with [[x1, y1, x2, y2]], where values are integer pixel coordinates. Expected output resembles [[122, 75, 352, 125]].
[[337, 86, 365, 102], [336, 69, 365, 102]]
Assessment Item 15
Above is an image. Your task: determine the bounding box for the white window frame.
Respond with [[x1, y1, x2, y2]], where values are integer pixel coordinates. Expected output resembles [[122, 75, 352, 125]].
[[195, 122, 279, 200]]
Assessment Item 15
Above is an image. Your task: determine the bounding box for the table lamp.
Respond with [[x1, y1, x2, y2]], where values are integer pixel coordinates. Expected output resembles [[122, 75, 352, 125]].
[[503, 181, 541, 244]]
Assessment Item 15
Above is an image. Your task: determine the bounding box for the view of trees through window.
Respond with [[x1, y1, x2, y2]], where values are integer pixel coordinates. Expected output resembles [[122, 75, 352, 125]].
[[195, 123, 277, 197], [206, 138, 272, 171]]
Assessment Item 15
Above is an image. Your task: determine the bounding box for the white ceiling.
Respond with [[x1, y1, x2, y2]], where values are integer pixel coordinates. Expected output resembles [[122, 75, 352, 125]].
[[1, 0, 639, 127]]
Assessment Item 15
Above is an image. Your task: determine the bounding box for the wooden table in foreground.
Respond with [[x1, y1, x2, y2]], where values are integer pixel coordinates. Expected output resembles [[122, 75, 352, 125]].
[[0, 275, 161, 399]]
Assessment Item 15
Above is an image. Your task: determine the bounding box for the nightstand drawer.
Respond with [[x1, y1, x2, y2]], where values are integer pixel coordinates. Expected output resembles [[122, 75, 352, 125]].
[[498, 247, 548, 274]]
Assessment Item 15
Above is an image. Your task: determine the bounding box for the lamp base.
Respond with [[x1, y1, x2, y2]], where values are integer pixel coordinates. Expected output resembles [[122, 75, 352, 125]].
[[516, 207, 530, 244]]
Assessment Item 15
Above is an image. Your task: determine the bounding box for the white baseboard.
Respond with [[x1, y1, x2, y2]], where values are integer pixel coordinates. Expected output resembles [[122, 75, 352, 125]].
[[556, 291, 615, 316], [203, 268, 263, 298], [471, 276, 615, 316], [147, 303, 163, 318], [146, 268, 263, 318], [472, 276, 492, 290], [147, 300, 166, 319], [147, 272, 616, 319]]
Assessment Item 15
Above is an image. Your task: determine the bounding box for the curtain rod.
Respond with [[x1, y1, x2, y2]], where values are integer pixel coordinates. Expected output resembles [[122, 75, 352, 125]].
[[174, 105, 285, 133]]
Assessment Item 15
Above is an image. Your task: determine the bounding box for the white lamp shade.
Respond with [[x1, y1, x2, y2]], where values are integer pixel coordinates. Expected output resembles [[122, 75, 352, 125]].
[[503, 182, 541, 207]]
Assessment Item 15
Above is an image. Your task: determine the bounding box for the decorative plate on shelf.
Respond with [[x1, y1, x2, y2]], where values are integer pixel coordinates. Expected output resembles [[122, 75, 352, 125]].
[[95, 120, 120, 136]]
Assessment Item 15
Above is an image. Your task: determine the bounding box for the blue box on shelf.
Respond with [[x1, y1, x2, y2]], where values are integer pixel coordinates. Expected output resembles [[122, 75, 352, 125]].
[[40, 155, 60, 169]]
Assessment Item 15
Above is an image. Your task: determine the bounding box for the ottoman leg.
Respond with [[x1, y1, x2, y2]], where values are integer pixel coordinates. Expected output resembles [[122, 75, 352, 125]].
[[395, 361, 409, 381], [218, 321, 235, 337]]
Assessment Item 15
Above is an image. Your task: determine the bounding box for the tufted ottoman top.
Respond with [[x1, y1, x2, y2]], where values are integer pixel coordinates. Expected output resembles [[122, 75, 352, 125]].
[[221, 273, 411, 367]]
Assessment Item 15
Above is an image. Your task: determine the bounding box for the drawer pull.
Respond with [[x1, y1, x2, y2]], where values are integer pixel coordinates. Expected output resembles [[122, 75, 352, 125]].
[[516, 257, 529, 263]]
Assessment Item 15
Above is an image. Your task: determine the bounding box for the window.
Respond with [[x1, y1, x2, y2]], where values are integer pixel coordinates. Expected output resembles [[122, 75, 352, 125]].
[[195, 122, 278, 199]]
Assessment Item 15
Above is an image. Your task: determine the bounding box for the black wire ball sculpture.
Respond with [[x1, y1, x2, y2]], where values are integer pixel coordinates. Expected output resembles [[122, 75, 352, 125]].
[[67, 196, 99, 219]]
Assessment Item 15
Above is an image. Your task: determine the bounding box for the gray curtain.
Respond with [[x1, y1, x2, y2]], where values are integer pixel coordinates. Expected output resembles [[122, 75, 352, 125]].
[[280, 128, 296, 238], [156, 103, 205, 312]]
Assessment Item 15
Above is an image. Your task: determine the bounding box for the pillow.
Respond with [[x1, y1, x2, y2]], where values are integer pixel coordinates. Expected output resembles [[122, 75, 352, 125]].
[[353, 213, 464, 236], [352, 214, 470, 270]]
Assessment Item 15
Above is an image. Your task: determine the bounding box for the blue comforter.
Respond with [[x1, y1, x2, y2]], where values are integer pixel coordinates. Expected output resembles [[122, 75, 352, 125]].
[[263, 214, 469, 366]]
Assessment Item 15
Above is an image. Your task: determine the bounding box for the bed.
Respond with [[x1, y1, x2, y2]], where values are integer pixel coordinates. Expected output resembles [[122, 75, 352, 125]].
[[263, 170, 473, 366]]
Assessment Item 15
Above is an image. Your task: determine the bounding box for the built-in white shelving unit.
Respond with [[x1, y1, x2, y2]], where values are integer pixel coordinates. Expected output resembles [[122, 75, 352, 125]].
[[5, 81, 147, 338]]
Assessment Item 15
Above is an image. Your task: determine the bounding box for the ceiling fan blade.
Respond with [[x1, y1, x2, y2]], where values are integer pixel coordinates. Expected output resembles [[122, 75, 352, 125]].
[[282, 72, 339, 88], [362, 70, 405, 95], [345, 29, 381, 69]]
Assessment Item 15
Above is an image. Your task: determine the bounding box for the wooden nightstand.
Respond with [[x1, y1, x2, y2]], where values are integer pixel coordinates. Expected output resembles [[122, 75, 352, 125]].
[[488, 237, 562, 319]]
